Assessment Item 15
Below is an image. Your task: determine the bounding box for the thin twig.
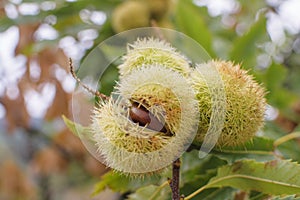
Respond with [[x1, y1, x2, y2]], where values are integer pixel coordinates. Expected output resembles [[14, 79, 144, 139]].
[[69, 58, 108, 100], [274, 131, 300, 147], [184, 185, 207, 200], [149, 180, 170, 200], [170, 158, 181, 200]]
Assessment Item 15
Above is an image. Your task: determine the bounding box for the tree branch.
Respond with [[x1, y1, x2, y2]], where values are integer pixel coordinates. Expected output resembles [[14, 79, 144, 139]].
[[69, 58, 109, 100], [170, 158, 181, 200]]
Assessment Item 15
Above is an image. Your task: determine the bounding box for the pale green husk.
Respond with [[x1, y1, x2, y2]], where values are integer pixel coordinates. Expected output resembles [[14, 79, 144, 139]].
[[91, 65, 199, 174], [118, 38, 191, 77], [191, 61, 266, 147]]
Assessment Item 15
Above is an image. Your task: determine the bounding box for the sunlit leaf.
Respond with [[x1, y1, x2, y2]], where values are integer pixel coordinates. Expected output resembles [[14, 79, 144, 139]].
[[207, 159, 300, 195], [219, 136, 274, 152], [92, 171, 131, 195], [62, 115, 91, 140], [212, 137, 275, 163]]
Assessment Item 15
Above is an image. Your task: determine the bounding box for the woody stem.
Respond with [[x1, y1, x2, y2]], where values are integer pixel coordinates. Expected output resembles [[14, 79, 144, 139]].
[[170, 158, 181, 200]]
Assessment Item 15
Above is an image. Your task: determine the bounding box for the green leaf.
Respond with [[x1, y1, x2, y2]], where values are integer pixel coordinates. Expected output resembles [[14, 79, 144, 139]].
[[249, 191, 269, 200], [128, 186, 236, 200], [127, 185, 159, 200], [229, 14, 267, 69], [92, 171, 161, 196], [180, 152, 227, 197], [263, 122, 300, 163], [277, 138, 300, 163], [271, 195, 300, 200], [127, 185, 170, 200], [274, 132, 300, 148], [200, 187, 236, 200], [62, 115, 92, 140], [182, 152, 227, 185], [212, 137, 276, 163], [92, 172, 131, 195], [284, 53, 300, 96], [264, 63, 287, 90], [0, 17, 16, 32], [99, 64, 119, 96], [258, 62, 297, 109], [175, 0, 215, 57], [220, 136, 274, 152], [207, 159, 300, 195]]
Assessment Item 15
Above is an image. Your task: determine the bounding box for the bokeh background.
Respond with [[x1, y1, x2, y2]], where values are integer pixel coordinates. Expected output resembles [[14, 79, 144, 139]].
[[0, 0, 300, 199]]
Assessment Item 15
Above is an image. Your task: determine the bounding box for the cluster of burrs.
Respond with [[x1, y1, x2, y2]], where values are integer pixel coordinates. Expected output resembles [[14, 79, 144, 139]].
[[85, 38, 266, 175]]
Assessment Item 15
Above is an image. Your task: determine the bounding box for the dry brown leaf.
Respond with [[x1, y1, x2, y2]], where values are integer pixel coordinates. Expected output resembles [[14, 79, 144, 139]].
[[21, 47, 67, 85], [38, 47, 56, 66], [0, 7, 5, 18], [31, 146, 68, 175], [275, 114, 298, 132], [18, 66, 40, 94], [22, 56, 40, 85], [55, 48, 69, 71], [53, 128, 86, 159], [38, 48, 57, 82], [292, 100, 300, 117], [83, 155, 107, 177], [0, 160, 37, 200], [45, 80, 70, 120], [38, 47, 68, 83], [0, 94, 30, 132], [0, 0, 7, 18]]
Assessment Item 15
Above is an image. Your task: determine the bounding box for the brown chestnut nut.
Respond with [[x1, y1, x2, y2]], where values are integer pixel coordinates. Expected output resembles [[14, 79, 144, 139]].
[[129, 102, 167, 133]]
